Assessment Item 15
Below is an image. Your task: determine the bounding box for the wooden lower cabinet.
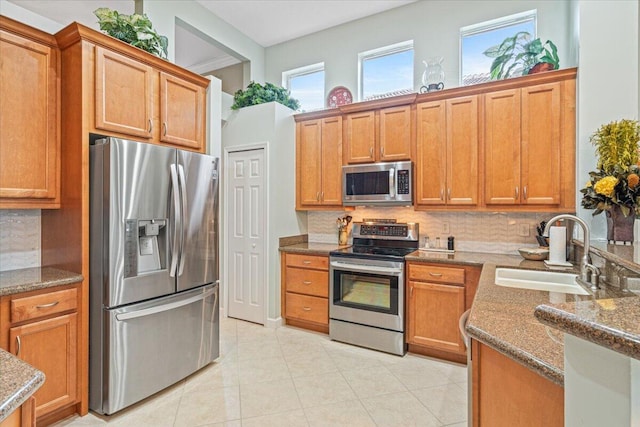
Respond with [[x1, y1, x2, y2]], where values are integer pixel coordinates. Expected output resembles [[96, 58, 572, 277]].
[[406, 262, 480, 363], [0, 285, 80, 426], [0, 396, 36, 427], [471, 339, 564, 426], [281, 253, 329, 333]]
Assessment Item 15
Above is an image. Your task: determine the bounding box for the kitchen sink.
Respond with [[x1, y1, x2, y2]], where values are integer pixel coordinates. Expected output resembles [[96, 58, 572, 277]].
[[494, 268, 589, 295]]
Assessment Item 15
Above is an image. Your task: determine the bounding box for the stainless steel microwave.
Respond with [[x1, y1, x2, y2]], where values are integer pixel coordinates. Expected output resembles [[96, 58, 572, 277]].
[[342, 161, 413, 206]]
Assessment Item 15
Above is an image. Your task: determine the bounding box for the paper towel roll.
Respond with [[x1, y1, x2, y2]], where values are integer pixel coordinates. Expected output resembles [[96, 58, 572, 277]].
[[548, 226, 567, 263]]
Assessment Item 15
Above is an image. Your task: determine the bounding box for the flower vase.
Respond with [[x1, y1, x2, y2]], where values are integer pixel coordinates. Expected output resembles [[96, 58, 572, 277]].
[[338, 229, 348, 245], [606, 205, 635, 243]]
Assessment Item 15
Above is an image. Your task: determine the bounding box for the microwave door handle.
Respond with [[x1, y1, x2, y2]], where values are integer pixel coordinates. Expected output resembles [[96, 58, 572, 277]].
[[389, 168, 395, 197]]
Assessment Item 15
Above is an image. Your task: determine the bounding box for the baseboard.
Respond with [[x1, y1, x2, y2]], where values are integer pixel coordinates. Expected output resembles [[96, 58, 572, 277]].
[[265, 316, 283, 329]]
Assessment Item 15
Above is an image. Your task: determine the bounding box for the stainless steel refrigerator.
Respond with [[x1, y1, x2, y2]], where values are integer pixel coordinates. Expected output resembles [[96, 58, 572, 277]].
[[89, 137, 219, 415]]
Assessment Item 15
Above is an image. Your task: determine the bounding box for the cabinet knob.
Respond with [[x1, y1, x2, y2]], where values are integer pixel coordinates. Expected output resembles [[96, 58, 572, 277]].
[[515, 186, 519, 200], [447, 188, 451, 200], [523, 186, 528, 200], [440, 189, 444, 201], [148, 119, 153, 133], [380, 146, 384, 157], [163, 122, 168, 136], [369, 147, 374, 158]]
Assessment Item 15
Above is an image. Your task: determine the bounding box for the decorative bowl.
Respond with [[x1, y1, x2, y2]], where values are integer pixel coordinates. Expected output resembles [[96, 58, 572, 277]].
[[518, 247, 549, 261]]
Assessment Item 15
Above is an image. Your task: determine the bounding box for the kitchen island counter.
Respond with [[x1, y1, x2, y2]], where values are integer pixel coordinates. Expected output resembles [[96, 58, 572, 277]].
[[0, 267, 83, 297], [0, 349, 44, 422], [466, 263, 630, 385]]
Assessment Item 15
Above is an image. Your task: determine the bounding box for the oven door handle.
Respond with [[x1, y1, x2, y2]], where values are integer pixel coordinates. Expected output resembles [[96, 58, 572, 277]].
[[330, 261, 403, 275]]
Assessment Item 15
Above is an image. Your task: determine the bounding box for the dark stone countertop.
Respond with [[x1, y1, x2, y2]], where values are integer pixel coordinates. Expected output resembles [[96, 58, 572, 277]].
[[279, 242, 348, 256], [0, 267, 83, 297], [0, 349, 44, 422]]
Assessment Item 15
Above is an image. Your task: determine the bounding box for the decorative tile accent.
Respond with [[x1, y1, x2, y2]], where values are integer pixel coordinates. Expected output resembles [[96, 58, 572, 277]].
[[308, 208, 557, 255], [0, 210, 41, 272]]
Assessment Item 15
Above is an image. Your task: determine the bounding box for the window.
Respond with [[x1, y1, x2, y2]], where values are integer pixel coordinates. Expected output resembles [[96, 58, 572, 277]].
[[460, 10, 537, 86], [359, 41, 414, 101], [283, 63, 325, 112]]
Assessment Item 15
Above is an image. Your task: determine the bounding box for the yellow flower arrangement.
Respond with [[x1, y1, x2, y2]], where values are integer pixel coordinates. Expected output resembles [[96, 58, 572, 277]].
[[581, 119, 640, 217]]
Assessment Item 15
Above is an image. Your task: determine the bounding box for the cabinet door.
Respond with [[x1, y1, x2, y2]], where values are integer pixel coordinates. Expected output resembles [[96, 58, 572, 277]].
[[521, 82, 561, 205], [0, 29, 59, 205], [297, 120, 323, 206], [320, 116, 343, 205], [160, 72, 205, 151], [447, 96, 478, 205], [95, 46, 153, 139], [379, 105, 412, 161], [484, 89, 521, 205], [416, 101, 447, 205], [344, 111, 376, 163], [407, 281, 465, 355], [9, 313, 77, 418]]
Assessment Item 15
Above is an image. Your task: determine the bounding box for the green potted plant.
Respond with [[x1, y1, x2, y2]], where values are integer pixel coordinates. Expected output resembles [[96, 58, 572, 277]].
[[483, 31, 559, 80], [231, 81, 300, 111], [581, 119, 640, 241], [94, 8, 168, 59]]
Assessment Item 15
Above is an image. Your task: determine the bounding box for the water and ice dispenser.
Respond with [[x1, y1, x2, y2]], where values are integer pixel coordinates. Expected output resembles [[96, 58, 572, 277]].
[[124, 219, 167, 277]]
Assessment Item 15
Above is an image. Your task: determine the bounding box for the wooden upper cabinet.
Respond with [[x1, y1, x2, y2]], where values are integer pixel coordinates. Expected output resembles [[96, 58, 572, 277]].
[[297, 120, 323, 206], [344, 111, 376, 163], [416, 101, 447, 205], [484, 82, 561, 207], [344, 105, 412, 164], [415, 96, 478, 207], [484, 89, 521, 205], [0, 18, 60, 208], [379, 105, 413, 161], [296, 116, 343, 209], [446, 96, 478, 205], [160, 72, 206, 150], [95, 46, 153, 139], [521, 82, 561, 205]]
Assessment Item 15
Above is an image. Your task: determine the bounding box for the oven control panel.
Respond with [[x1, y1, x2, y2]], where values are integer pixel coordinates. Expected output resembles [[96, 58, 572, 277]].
[[353, 222, 419, 241]]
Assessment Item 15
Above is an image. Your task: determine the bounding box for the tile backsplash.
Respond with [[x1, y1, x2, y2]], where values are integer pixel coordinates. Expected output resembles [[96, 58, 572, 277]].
[[308, 208, 559, 255], [0, 210, 41, 272]]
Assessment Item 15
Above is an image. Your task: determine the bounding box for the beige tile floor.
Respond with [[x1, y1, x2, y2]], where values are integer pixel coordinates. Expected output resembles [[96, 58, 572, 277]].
[[52, 317, 468, 427]]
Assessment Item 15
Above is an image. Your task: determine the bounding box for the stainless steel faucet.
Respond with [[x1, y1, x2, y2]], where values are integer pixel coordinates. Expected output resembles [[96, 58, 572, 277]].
[[543, 214, 600, 290]]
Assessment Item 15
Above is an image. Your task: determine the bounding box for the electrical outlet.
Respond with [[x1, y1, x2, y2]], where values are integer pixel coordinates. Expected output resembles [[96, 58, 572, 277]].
[[518, 223, 530, 237], [442, 222, 450, 235]]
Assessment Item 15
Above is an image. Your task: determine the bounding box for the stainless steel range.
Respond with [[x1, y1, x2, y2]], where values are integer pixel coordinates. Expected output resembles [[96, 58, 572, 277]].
[[329, 220, 419, 355]]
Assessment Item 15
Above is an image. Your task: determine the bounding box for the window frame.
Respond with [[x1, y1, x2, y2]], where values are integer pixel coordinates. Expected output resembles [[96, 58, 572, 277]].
[[459, 10, 537, 85], [282, 62, 325, 112], [358, 40, 414, 101]]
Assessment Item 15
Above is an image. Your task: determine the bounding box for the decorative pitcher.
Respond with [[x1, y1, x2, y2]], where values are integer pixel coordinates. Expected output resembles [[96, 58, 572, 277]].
[[421, 57, 445, 93]]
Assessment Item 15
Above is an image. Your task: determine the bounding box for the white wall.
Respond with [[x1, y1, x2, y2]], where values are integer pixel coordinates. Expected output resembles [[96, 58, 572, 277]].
[[221, 103, 308, 322], [265, 0, 573, 98], [135, 0, 265, 84], [575, 0, 640, 239]]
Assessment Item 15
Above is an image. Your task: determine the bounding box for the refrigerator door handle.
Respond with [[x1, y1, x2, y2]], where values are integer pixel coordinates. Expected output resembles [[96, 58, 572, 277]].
[[177, 164, 188, 276], [115, 287, 217, 321], [169, 163, 181, 277]]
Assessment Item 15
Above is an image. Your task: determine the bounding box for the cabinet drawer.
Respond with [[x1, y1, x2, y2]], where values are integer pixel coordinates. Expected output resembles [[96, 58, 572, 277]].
[[285, 267, 329, 297], [285, 253, 328, 270], [11, 288, 77, 323], [409, 264, 465, 285], [285, 293, 328, 325]]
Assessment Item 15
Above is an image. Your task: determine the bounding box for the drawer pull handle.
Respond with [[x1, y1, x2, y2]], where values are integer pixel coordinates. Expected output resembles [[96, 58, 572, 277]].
[[302, 260, 312, 265], [302, 307, 312, 311], [15, 336, 21, 357], [148, 119, 153, 133], [303, 281, 312, 285], [163, 122, 168, 136], [36, 301, 59, 309], [428, 272, 443, 277]]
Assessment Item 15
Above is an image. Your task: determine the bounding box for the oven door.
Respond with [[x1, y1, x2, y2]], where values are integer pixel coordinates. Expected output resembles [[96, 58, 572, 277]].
[[329, 257, 404, 332]]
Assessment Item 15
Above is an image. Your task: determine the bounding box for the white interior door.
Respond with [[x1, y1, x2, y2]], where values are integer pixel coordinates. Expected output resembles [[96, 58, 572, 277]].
[[226, 148, 266, 324]]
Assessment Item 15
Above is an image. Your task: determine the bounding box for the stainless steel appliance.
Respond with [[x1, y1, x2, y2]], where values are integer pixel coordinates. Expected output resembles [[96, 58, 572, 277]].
[[329, 220, 419, 355], [89, 137, 220, 415], [342, 161, 412, 206]]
